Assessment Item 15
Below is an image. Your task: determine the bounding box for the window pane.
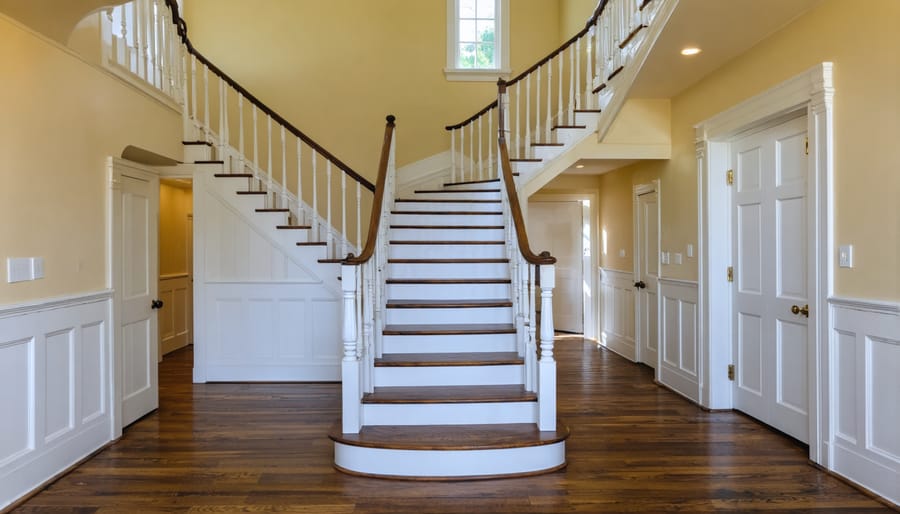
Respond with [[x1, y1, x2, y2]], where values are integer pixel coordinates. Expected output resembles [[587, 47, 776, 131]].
[[459, 43, 476, 68], [477, 20, 494, 43], [476, 0, 495, 19], [459, 19, 477, 43], [459, 0, 476, 18], [476, 43, 495, 68]]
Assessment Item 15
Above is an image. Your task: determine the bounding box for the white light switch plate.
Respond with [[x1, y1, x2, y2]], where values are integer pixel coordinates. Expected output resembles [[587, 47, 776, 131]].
[[7, 257, 31, 283], [31, 257, 44, 279], [838, 245, 853, 268], [673, 253, 683, 265], [618, 249, 626, 258], [686, 244, 694, 258]]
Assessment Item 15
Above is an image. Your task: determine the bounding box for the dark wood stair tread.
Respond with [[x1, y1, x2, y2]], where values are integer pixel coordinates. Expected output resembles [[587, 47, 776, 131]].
[[214, 173, 253, 178], [195, 160, 224, 164], [362, 384, 536, 404], [317, 258, 343, 263], [297, 242, 326, 246], [389, 240, 505, 245], [386, 278, 511, 284], [375, 352, 522, 367], [619, 24, 647, 49], [183, 140, 213, 146], [256, 208, 289, 212], [442, 178, 499, 187], [382, 323, 515, 335], [390, 225, 504, 230], [574, 109, 602, 113], [552, 125, 587, 130], [277, 225, 311, 230], [510, 158, 543, 162], [396, 198, 500, 204], [387, 258, 508, 264], [531, 142, 565, 147], [330, 421, 568, 450], [414, 189, 500, 194], [236, 190, 267, 195], [391, 210, 503, 216], [386, 299, 512, 309]]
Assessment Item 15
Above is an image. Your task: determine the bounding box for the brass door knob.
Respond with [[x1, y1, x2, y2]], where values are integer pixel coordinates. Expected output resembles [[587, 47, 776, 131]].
[[791, 304, 809, 317]]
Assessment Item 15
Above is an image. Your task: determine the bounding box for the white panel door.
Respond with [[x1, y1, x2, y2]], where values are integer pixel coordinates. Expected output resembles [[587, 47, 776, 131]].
[[636, 191, 659, 368], [732, 115, 809, 443], [528, 201, 583, 333], [118, 171, 160, 427]]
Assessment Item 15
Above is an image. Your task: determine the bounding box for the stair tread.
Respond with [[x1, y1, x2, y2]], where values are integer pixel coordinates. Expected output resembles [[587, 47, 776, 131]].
[[256, 208, 289, 212], [214, 173, 253, 178], [390, 225, 504, 229], [391, 210, 503, 215], [195, 160, 224, 164], [374, 352, 522, 367], [236, 190, 267, 195], [396, 199, 500, 203], [389, 240, 505, 245], [383, 323, 515, 335], [330, 421, 568, 450], [296, 242, 327, 246], [386, 278, 511, 284], [318, 258, 343, 263], [386, 299, 512, 308], [363, 384, 536, 404], [183, 140, 213, 146], [277, 225, 311, 230], [574, 109, 602, 113], [552, 125, 587, 130], [442, 178, 501, 187], [531, 142, 565, 147], [510, 158, 543, 162], [414, 189, 501, 194], [388, 258, 508, 263]]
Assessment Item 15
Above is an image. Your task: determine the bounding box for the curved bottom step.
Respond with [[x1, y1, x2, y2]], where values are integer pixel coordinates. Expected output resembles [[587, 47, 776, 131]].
[[330, 421, 568, 480]]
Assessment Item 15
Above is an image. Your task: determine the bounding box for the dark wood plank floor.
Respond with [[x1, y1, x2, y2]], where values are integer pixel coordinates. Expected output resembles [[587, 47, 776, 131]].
[[13, 336, 895, 513]]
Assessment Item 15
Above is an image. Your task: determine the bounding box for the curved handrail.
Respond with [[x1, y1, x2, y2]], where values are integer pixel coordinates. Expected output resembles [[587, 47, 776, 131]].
[[343, 115, 396, 266], [161, 1, 374, 192], [497, 80, 555, 266], [446, 0, 610, 131]]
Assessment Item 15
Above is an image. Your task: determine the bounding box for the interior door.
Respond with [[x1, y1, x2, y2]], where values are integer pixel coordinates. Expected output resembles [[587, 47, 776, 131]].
[[732, 115, 809, 443], [118, 169, 160, 427], [527, 201, 583, 333], [636, 191, 659, 368]]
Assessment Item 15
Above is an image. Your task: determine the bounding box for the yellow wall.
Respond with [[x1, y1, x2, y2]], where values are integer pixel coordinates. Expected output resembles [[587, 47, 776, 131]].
[[595, 0, 900, 301], [159, 183, 192, 276], [183, 0, 561, 178], [558, 0, 597, 40], [0, 15, 183, 304]]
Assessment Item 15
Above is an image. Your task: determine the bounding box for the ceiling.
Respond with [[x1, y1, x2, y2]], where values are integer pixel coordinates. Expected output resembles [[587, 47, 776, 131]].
[[564, 0, 821, 176]]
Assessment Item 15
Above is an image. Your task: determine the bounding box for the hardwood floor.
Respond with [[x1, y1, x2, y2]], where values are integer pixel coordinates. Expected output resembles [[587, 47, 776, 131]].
[[13, 336, 895, 513]]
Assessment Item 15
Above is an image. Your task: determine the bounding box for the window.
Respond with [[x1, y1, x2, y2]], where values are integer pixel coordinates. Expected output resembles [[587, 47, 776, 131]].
[[445, 0, 510, 82]]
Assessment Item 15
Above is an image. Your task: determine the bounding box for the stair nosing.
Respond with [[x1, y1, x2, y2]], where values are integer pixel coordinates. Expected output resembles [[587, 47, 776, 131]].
[[362, 384, 536, 404], [328, 421, 569, 451], [391, 211, 503, 216], [396, 199, 501, 204], [382, 323, 515, 335], [386, 278, 511, 284], [390, 225, 504, 230], [387, 258, 508, 264], [386, 299, 513, 309], [374, 352, 523, 368], [389, 240, 505, 245]]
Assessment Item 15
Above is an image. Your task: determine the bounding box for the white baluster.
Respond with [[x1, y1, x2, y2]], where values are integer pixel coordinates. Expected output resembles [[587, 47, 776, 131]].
[[595, 18, 602, 87], [487, 108, 493, 179], [238, 94, 245, 172], [585, 30, 593, 110], [252, 105, 259, 177], [450, 130, 457, 183], [118, 5, 128, 67], [296, 138, 304, 224], [528, 263, 538, 392], [538, 263, 556, 430], [559, 50, 565, 128], [514, 82, 521, 159], [132, 0, 141, 76], [574, 41, 580, 117], [190, 55, 197, 134], [327, 161, 333, 257], [148, 0, 158, 88], [535, 66, 542, 143], [281, 126, 287, 210], [525, 75, 532, 158], [341, 170, 347, 258], [547, 57, 554, 142], [181, 47, 190, 138], [340, 264, 361, 434], [468, 122, 474, 182], [266, 114, 273, 194], [203, 64, 209, 141], [356, 182, 361, 252], [142, 0, 151, 80], [477, 116, 484, 180], [312, 151, 319, 240], [218, 77, 225, 162]]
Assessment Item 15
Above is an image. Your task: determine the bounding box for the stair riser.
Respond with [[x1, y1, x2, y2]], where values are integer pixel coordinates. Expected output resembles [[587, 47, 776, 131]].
[[574, 112, 601, 126], [362, 402, 537, 426], [388, 262, 509, 280], [511, 161, 541, 176], [252, 210, 290, 228], [393, 201, 500, 212], [382, 333, 517, 353], [273, 229, 311, 245], [390, 213, 503, 226], [389, 244, 506, 260], [385, 306, 513, 325], [553, 128, 590, 146], [184, 144, 212, 163], [410, 191, 501, 201], [389, 228, 506, 241], [385, 283, 511, 300], [214, 177, 255, 196], [532, 145, 564, 161], [373, 365, 523, 387]]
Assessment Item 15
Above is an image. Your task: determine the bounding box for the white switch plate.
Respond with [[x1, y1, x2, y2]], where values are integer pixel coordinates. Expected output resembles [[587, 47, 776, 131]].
[[661, 252, 670, 265], [31, 257, 44, 279], [686, 244, 694, 258], [673, 253, 683, 265], [838, 245, 853, 268], [618, 249, 626, 258], [7, 257, 31, 283]]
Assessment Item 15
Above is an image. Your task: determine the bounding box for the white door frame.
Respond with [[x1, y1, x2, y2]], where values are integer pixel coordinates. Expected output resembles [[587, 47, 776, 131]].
[[107, 157, 161, 436], [696, 63, 834, 464], [529, 192, 599, 340], [633, 180, 660, 368]]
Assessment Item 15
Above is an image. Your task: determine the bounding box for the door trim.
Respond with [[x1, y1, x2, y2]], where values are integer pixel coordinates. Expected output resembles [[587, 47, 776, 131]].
[[107, 157, 161, 436], [695, 63, 834, 465], [633, 180, 660, 369], [528, 192, 598, 340]]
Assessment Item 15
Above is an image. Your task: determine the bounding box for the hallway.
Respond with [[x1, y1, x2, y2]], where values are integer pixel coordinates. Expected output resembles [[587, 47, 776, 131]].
[[14, 337, 893, 513]]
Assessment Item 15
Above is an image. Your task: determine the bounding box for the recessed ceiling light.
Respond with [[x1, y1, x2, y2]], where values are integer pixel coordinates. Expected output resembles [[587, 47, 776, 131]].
[[681, 47, 701, 56], [575, 164, 585, 169]]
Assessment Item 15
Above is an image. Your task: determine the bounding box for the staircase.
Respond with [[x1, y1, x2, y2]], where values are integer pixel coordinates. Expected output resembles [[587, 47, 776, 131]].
[[330, 178, 568, 478]]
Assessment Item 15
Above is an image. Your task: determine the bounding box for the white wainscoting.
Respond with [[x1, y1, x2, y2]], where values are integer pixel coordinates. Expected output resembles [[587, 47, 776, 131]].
[[158, 274, 191, 357], [828, 297, 899, 505], [193, 168, 342, 382], [0, 292, 113, 510], [599, 268, 635, 360], [658, 278, 700, 404]]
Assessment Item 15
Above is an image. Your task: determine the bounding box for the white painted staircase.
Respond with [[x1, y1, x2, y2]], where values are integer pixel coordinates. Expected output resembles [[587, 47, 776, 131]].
[[330, 179, 568, 479]]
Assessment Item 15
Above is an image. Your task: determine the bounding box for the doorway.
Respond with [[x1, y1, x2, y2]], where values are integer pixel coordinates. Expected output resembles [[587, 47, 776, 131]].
[[633, 182, 659, 369], [158, 179, 194, 360]]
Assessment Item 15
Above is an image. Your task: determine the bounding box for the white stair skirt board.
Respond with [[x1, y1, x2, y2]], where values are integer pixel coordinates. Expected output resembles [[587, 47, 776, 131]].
[[393, 201, 501, 212], [385, 306, 513, 325], [362, 401, 537, 426], [382, 333, 517, 354], [390, 213, 503, 226], [389, 227, 506, 241], [388, 261, 509, 280], [386, 282, 512, 301], [373, 365, 524, 387], [388, 243, 507, 260], [333, 441, 566, 479]]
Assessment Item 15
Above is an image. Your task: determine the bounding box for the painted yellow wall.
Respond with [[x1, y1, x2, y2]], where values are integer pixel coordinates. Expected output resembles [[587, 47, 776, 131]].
[[159, 183, 192, 276], [0, 15, 183, 304], [558, 0, 597, 40], [183, 0, 560, 178], [594, 0, 900, 301]]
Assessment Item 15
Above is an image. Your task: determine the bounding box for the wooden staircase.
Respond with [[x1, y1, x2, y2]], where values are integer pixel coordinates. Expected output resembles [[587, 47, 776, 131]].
[[331, 180, 568, 478]]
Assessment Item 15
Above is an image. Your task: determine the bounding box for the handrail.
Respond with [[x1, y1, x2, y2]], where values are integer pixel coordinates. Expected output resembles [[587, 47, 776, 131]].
[[446, 0, 610, 131], [497, 80, 555, 266], [162, 1, 374, 192], [343, 115, 396, 265]]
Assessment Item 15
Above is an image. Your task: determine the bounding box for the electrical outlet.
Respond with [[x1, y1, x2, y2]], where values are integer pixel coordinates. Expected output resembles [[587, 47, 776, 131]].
[[839, 245, 853, 268], [673, 253, 683, 265]]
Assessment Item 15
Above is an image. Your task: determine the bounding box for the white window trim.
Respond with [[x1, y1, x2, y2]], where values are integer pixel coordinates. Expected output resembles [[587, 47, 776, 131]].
[[444, 0, 511, 82]]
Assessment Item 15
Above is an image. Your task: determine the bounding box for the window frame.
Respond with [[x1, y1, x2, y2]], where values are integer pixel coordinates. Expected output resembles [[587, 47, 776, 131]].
[[444, 0, 510, 82]]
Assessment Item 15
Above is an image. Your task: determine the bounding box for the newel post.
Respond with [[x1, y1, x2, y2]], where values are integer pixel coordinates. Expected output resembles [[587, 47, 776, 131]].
[[341, 264, 362, 433], [538, 262, 556, 431]]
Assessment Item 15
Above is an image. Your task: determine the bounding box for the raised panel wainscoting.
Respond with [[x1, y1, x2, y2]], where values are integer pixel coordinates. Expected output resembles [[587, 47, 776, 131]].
[[158, 274, 191, 357], [0, 292, 113, 510], [828, 297, 900, 505], [658, 278, 700, 404], [599, 268, 635, 360]]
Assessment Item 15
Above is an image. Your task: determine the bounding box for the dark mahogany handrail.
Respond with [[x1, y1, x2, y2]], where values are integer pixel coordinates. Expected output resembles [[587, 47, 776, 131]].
[[445, 0, 610, 131], [344, 115, 396, 265], [161, 1, 374, 192], [496, 80, 555, 266]]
